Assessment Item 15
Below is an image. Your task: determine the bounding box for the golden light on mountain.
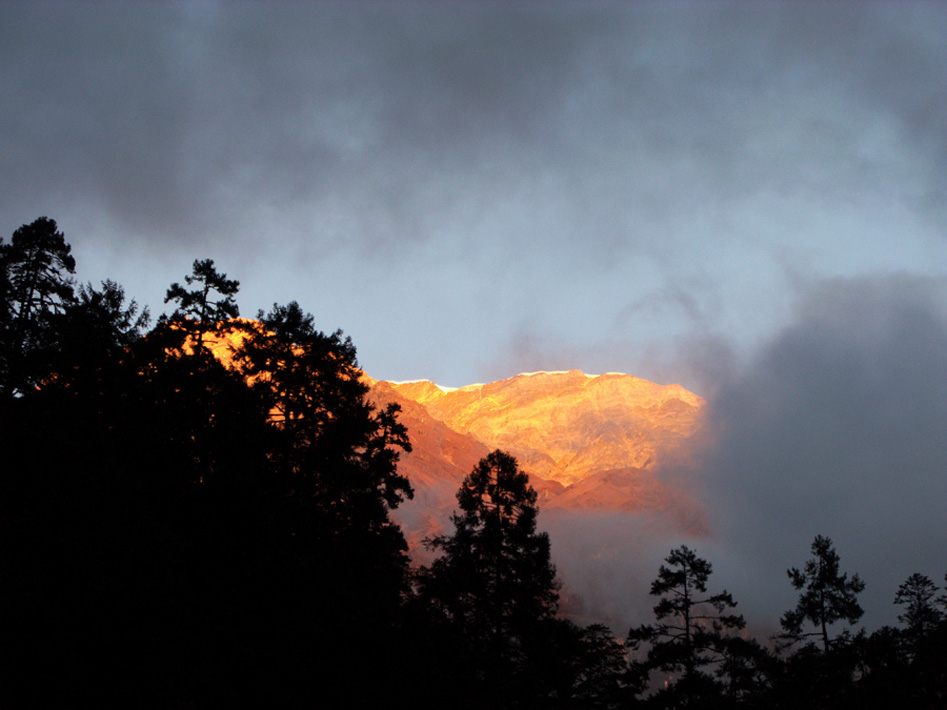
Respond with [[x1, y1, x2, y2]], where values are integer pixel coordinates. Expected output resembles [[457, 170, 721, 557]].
[[387, 370, 702, 487], [205, 323, 708, 550], [367, 369, 708, 550]]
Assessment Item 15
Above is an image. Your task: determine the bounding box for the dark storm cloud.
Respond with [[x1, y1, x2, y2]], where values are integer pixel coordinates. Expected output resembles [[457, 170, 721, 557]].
[[701, 275, 947, 628], [0, 3, 598, 252], [540, 275, 947, 634], [5, 3, 944, 256], [2, 5, 212, 240], [2, 2, 945, 387]]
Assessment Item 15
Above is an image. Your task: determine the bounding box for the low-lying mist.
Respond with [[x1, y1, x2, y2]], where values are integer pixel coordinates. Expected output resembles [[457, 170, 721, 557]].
[[541, 274, 947, 638]]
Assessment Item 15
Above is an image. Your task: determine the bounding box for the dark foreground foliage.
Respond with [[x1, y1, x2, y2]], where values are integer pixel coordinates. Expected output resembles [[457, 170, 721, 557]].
[[2, 224, 414, 706], [2, 218, 946, 709]]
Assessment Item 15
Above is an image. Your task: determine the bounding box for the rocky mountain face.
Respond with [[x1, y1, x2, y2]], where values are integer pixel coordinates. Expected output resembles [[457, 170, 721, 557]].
[[203, 325, 708, 564], [365, 369, 708, 554]]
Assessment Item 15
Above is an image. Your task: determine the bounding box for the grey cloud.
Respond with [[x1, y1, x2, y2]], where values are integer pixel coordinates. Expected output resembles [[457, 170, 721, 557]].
[[6, 2, 944, 260], [2, 2, 945, 391], [541, 510, 702, 633], [479, 319, 735, 398], [548, 275, 947, 634], [701, 274, 947, 628]]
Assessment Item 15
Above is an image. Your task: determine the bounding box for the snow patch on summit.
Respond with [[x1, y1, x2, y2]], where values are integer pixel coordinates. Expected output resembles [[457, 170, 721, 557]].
[[389, 379, 457, 394], [517, 370, 596, 378]]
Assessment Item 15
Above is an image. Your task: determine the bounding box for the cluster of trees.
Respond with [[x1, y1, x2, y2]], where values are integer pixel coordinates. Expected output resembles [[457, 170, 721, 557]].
[[0, 217, 613, 707], [2, 218, 413, 705], [2, 217, 945, 708], [625, 537, 947, 709]]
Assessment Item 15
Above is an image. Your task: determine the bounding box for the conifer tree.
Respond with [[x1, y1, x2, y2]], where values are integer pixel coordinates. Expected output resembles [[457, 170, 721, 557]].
[[232, 301, 414, 701], [894, 573, 942, 654], [420, 450, 559, 701], [163, 258, 239, 356], [779, 535, 865, 653], [0, 217, 76, 397], [238, 300, 413, 528], [572, 623, 634, 707], [628, 545, 744, 704]]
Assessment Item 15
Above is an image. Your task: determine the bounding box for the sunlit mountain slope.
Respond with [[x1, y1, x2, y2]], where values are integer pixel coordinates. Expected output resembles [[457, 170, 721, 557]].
[[366, 369, 707, 551], [204, 324, 707, 552], [385, 369, 702, 487]]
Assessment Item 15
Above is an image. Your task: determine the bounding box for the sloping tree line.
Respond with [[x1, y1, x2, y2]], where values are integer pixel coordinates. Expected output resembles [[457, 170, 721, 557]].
[[1, 219, 414, 705], [0, 218, 623, 708], [3, 218, 946, 708]]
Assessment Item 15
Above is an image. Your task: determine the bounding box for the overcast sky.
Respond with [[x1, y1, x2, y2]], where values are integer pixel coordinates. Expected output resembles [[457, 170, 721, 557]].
[[4, 2, 946, 630], [4, 1, 944, 391]]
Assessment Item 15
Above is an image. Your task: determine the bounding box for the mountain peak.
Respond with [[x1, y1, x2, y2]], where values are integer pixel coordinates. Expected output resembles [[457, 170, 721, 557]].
[[379, 369, 703, 488], [367, 367, 707, 556]]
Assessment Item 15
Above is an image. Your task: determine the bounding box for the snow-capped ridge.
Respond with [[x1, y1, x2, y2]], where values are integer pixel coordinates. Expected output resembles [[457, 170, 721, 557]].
[[388, 378, 456, 393], [516, 369, 591, 378]]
